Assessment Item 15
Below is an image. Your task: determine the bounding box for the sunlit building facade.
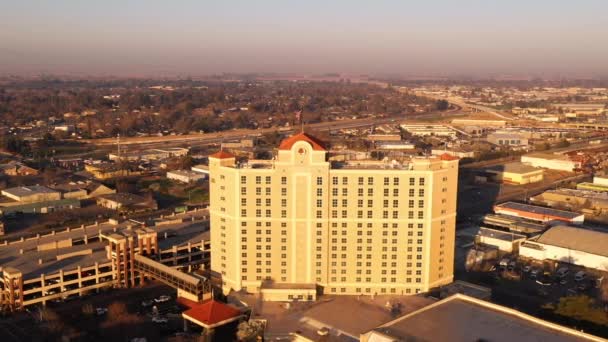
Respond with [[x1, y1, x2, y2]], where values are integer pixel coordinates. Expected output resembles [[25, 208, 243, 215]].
[[209, 133, 458, 300]]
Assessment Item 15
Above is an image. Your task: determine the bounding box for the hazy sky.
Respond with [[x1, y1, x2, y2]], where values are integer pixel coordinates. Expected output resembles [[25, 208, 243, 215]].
[[1, 0, 607, 77]]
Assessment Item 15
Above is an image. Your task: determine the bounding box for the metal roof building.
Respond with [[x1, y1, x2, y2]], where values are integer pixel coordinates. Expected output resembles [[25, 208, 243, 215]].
[[521, 225, 608, 272], [494, 202, 584, 225]]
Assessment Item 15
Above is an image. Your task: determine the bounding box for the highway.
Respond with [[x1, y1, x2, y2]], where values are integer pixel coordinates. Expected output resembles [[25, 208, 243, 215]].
[[412, 91, 515, 121], [80, 109, 460, 148]]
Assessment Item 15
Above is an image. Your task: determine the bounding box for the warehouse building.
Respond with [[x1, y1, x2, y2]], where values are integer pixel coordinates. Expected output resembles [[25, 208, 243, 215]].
[[1, 186, 61, 203], [476, 227, 526, 253], [493, 202, 584, 225], [520, 225, 608, 272], [483, 162, 544, 185], [521, 153, 581, 172], [486, 132, 528, 147], [531, 188, 608, 214], [167, 170, 207, 183]]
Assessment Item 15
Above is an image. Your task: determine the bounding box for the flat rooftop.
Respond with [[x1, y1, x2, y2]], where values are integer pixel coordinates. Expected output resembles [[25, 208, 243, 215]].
[[0, 211, 209, 279], [2, 186, 59, 197], [478, 227, 526, 241], [485, 162, 541, 175], [495, 202, 581, 219], [368, 294, 602, 342]]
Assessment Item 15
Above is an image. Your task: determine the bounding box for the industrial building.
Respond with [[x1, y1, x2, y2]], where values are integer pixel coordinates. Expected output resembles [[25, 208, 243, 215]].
[[209, 132, 459, 299], [486, 132, 528, 147], [531, 188, 608, 214], [476, 227, 526, 253], [167, 169, 207, 183], [493, 202, 584, 225], [483, 162, 544, 185], [360, 294, 603, 342], [520, 225, 608, 272], [482, 214, 547, 237], [1, 186, 61, 203], [400, 124, 457, 137], [521, 153, 582, 172], [0, 209, 211, 311]]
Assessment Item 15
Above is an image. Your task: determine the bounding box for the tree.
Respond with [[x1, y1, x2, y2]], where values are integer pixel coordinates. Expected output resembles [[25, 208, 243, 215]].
[[436, 99, 449, 111], [554, 295, 608, 325]]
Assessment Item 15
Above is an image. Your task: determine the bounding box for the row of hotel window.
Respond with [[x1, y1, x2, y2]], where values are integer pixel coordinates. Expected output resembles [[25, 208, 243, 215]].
[[238, 209, 426, 219], [241, 176, 430, 186], [237, 187, 429, 197], [238, 198, 425, 208]]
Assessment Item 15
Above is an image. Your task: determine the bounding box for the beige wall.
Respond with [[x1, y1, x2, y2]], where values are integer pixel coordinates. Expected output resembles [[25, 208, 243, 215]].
[[209, 141, 458, 299]]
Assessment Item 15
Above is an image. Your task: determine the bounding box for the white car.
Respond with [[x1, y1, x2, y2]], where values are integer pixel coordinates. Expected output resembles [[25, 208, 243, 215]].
[[154, 295, 171, 303], [96, 307, 108, 316], [152, 317, 168, 324]]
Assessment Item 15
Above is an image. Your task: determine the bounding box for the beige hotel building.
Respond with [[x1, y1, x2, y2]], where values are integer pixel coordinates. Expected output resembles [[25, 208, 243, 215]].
[[209, 133, 459, 301]]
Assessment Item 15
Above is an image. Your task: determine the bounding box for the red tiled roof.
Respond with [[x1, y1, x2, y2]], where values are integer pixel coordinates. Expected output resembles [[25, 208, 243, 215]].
[[278, 132, 327, 151], [209, 150, 235, 159], [439, 153, 459, 161], [178, 298, 242, 327]]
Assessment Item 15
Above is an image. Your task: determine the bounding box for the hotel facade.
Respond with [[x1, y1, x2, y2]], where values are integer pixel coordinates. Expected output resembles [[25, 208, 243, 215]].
[[209, 133, 458, 300]]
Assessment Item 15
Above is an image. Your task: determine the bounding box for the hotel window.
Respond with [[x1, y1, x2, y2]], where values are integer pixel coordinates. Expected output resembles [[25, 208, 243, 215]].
[[342, 199, 348, 207], [332, 177, 338, 185], [317, 177, 323, 186], [266, 176, 271, 184], [409, 177, 415, 186], [241, 198, 247, 206], [418, 189, 425, 197], [265, 210, 271, 217], [281, 210, 287, 218], [241, 209, 247, 217], [256, 187, 261, 195], [367, 211, 373, 218], [317, 188, 323, 197], [367, 199, 373, 208], [265, 198, 271, 206], [317, 199, 323, 208], [409, 200, 414, 208], [341, 210, 347, 218], [392, 211, 399, 219], [393, 189, 399, 196], [241, 176, 246, 184], [384, 177, 390, 186], [281, 199, 287, 207], [394, 177, 399, 185], [358, 188, 364, 196], [418, 200, 424, 208], [241, 187, 247, 195], [367, 188, 373, 196], [256, 176, 261, 184], [332, 211, 338, 218], [409, 189, 415, 197], [383, 200, 389, 208], [358, 177, 364, 185], [281, 176, 287, 185], [256, 198, 261, 206], [368, 177, 374, 185], [256, 209, 262, 218], [342, 188, 348, 196], [418, 211, 424, 219], [419, 178, 425, 186], [393, 200, 398, 208], [341, 177, 348, 185], [408, 211, 414, 219], [265, 188, 271, 195], [332, 199, 338, 207], [358, 199, 363, 207]]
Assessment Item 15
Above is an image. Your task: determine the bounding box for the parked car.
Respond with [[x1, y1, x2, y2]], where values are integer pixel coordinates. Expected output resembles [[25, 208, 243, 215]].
[[154, 295, 171, 303], [556, 267, 569, 278], [523, 265, 532, 273], [96, 307, 108, 316], [574, 271, 587, 282], [530, 268, 541, 278], [152, 317, 168, 324], [507, 261, 517, 272], [141, 300, 154, 307]]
